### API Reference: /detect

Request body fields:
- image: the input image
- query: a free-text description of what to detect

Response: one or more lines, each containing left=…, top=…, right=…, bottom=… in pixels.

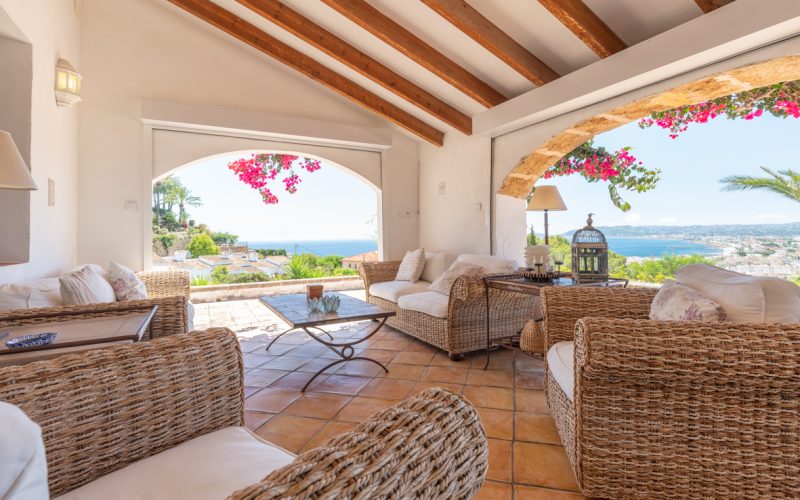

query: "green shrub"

left=191, top=275, right=210, bottom=286
left=187, top=233, right=219, bottom=257
left=255, top=248, right=287, bottom=257
left=284, top=255, right=313, bottom=279
left=211, top=265, right=228, bottom=282
left=210, top=231, right=239, bottom=245
left=216, top=272, right=272, bottom=284
left=154, top=234, right=176, bottom=254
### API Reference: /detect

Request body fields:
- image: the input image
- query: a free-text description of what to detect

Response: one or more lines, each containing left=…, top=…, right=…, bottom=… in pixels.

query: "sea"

left=245, top=238, right=719, bottom=259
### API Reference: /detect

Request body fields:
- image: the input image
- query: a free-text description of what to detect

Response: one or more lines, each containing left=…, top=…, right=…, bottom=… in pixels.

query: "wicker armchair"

left=361, top=261, right=536, bottom=359
left=0, top=269, right=191, bottom=340
left=541, top=286, right=800, bottom=499
left=0, top=328, right=488, bottom=498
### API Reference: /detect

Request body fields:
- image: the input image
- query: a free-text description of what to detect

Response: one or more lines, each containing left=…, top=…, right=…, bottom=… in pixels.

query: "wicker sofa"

left=360, top=255, right=536, bottom=360
left=0, top=269, right=191, bottom=341
left=0, top=328, right=488, bottom=499
left=540, top=285, right=800, bottom=498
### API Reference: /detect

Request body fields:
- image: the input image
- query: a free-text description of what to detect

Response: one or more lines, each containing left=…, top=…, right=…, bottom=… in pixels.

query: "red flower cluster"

left=227, top=153, right=322, bottom=204
left=545, top=148, right=639, bottom=181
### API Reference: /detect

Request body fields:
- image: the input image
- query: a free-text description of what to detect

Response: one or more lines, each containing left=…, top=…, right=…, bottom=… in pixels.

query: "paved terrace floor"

left=194, top=292, right=584, bottom=499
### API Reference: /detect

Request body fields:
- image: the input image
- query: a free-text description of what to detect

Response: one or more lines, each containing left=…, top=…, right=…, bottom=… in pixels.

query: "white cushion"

left=369, top=280, right=432, bottom=303
left=0, top=403, right=49, bottom=500
left=456, top=254, right=516, bottom=274
left=107, top=261, right=148, bottom=301
left=55, top=427, right=294, bottom=500
left=395, top=248, right=426, bottom=283
left=397, top=291, right=450, bottom=319
left=59, top=266, right=117, bottom=306
left=547, top=341, right=574, bottom=401
left=0, top=278, right=63, bottom=311
left=676, top=264, right=800, bottom=323
left=420, top=252, right=455, bottom=283
left=429, top=261, right=482, bottom=295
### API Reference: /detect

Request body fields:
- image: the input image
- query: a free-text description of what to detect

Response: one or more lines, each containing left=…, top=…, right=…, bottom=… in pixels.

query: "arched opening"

left=151, top=148, right=381, bottom=286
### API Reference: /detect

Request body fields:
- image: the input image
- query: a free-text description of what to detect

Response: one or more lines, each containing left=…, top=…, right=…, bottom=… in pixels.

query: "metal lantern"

left=571, top=213, right=608, bottom=283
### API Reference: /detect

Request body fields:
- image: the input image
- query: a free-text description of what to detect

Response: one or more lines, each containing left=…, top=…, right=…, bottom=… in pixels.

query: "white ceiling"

left=188, top=0, right=708, bottom=137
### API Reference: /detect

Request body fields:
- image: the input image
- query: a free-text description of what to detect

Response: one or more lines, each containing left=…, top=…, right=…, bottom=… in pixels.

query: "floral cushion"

left=650, top=280, right=727, bottom=322
left=108, top=261, right=148, bottom=301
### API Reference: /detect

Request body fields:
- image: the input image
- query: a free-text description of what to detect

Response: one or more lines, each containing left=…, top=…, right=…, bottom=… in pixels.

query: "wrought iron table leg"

left=265, top=327, right=295, bottom=351
left=301, top=317, right=389, bottom=392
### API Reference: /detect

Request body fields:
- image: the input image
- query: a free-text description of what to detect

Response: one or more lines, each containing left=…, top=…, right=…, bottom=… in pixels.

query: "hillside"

left=563, top=222, right=800, bottom=239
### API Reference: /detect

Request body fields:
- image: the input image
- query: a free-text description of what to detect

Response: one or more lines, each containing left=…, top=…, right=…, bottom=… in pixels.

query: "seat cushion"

left=0, top=402, right=48, bottom=500
left=369, top=280, right=432, bottom=303
left=676, top=264, right=800, bottom=323
left=397, top=291, right=450, bottom=319
left=55, top=427, right=294, bottom=500
left=547, top=341, right=574, bottom=401
left=455, top=254, right=516, bottom=274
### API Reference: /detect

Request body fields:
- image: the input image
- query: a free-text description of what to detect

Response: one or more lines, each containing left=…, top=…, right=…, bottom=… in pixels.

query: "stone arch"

left=498, top=55, right=800, bottom=199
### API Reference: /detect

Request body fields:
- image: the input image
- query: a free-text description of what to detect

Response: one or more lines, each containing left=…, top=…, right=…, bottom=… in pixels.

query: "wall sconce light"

left=54, top=58, right=82, bottom=108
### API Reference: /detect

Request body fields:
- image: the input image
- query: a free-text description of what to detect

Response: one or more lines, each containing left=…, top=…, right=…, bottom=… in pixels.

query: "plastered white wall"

left=0, top=0, right=81, bottom=284
left=78, top=0, right=418, bottom=269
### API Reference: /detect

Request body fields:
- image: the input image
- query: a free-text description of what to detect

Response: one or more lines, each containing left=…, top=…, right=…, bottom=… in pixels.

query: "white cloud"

left=658, top=216, right=678, bottom=224
left=624, top=212, right=641, bottom=223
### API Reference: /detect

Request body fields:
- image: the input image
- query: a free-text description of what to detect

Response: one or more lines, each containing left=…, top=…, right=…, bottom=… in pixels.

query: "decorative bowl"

left=6, top=332, right=58, bottom=349
left=322, top=294, right=341, bottom=313
left=307, top=297, right=324, bottom=313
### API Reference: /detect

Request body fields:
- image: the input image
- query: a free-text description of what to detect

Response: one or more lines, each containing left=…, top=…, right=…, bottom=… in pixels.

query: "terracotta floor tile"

left=287, top=345, right=341, bottom=359
left=238, top=340, right=266, bottom=353
left=516, top=371, right=546, bottom=390
left=301, top=421, right=356, bottom=452
left=410, top=381, right=463, bottom=396
left=515, top=354, right=546, bottom=373
left=243, top=352, right=274, bottom=369
left=335, top=361, right=386, bottom=378
left=380, top=363, right=426, bottom=381
left=243, top=386, right=262, bottom=398
left=404, top=341, right=438, bottom=353
left=516, top=390, right=549, bottom=413
left=311, top=374, right=372, bottom=395
left=262, top=343, right=297, bottom=356
left=268, top=371, right=327, bottom=392
left=283, top=392, right=352, bottom=419
left=359, top=378, right=416, bottom=400
left=514, top=485, right=585, bottom=499
left=356, top=349, right=397, bottom=363
left=294, top=357, right=341, bottom=374
left=422, top=365, right=469, bottom=384
left=475, top=480, right=512, bottom=500
left=487, top=438, right=512, bottom=482
left=462, top=385, right=514, bottom=410
left=255, top=414, right=327, bottom=453
left=336, top=396, right=398, bottom=422
left=473, top=350, right=515, bottom=372
left=515, top=412, right=561, bottom=445
left=369, top=339, right=411, bottom=351
left=244, top=410, right=273, bottom=431
left=514, top=442, right=579, bottom=491
left=392, top=351, right=435, bottom=365
left=260, top=355, right=310, bottom=371
left=244, top=368, right=292, bottom=388
left=244, top=387, right=302, bottom=413
left=429, top=352, right=470, bottom=367
left=476, top=407, right=513, bottom=440
left=466, top=369, right=514, bottom=388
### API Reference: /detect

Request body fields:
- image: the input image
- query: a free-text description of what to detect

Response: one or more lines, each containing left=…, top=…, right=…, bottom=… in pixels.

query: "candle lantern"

left=571, top=213, right=608, bottom=284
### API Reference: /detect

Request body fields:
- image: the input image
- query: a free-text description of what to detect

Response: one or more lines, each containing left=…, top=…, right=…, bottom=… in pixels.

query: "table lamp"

left=527, top=185, right=566, bottom=245
left=0, top=130, right=37, bottom=190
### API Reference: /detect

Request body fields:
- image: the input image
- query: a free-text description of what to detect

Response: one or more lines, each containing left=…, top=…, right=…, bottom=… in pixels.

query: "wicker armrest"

left=449, top=274, right=487, bottom=302
left=0, top=328, right=243, bottom=497
left=137, top=269, right=191, bottom=299
left=541, top=287, right=656, bottom=350
left=231, top=388, right=488, bottom=499
left=360, top=260, right=402, bottom=298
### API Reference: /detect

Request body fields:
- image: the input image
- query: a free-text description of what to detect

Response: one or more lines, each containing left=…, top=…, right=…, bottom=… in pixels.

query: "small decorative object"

left=307, top=297, right=324, bottom=313
left=552, top=251, right=565, bottom=276
left=516, top=268, right=557, bottom=283
left=571, top=213, right=609, bottom=284
left=527, top=185, right=567, bottom=244
left=54, top=59, right=82, bottom=108
left=173, top=250, right=187, bottom=262
left=322, top=294, right=341, bottom=313
left=6, top=332, right=57, bottom=349
left=306, top=284, right=323, bottom=300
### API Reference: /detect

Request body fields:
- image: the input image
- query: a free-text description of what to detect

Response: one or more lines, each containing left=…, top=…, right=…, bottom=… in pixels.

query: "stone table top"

left=259, top=293, right=395, bottom=328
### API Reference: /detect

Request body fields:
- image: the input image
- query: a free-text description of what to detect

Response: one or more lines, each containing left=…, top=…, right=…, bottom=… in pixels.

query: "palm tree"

left=152, top=175, right=182, bottom=226
left=166, top=185, right=202, bottom=223
left=721, top=167, right=800, bottom=203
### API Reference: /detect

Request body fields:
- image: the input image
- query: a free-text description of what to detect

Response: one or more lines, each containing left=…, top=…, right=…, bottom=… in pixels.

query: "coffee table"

left=259, top=293, right=395, bottom=392
left=0, top=305, right=158, bottom=366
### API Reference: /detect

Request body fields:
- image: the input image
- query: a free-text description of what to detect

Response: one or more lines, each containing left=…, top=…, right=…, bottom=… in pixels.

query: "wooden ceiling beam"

left=237, top=0, right=471, bottom=135
left=420, top=0, right=559, bottom=86
left=166, top=0, right=444, bottom=146
left=321, top=0, right=507, bottom=108
left=537, top=0, right=626, bottom=58
left=694, top=0, right=736, bottom=13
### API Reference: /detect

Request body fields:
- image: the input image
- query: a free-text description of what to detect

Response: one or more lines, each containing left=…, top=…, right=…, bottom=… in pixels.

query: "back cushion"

left=59, top=266, right=117, bottom=306
left=650, top=280, right=727, bottom=322
left=0, top=278, right=63, bottom=311
left=676, top=264, right=800, bottom=323
left=456, top=254, right=516, bottom=274
left=421, top=252, right=455, bottom=283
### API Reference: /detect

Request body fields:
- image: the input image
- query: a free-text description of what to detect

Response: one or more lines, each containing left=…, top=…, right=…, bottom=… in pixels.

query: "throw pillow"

left=108, top=261, right=148, bottom=301
left=429, top=261, right=483, bottom=295
left=59, top=266, right=117, bottom=306
left=395, top=248, right=426, bottom=283
left=650, top=280, right=727, bottom=322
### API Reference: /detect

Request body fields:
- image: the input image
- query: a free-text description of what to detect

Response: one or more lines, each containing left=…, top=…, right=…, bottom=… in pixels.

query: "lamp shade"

left=527, top=185, right=566, bottom=211
left=0, top=131, right=37, bottom=190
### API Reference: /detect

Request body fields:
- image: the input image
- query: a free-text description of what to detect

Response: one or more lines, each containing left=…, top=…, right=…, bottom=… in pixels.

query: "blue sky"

left=171, top=153, right=378, bottom=242
left=169, top=114, right=800, bottom=242
left=528, top=114, right=800, bottom=234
